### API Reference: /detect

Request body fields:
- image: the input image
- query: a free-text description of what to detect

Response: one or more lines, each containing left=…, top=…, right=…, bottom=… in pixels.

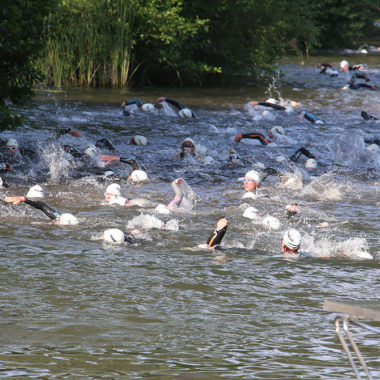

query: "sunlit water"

left=0, top=53, right=379, bottom=378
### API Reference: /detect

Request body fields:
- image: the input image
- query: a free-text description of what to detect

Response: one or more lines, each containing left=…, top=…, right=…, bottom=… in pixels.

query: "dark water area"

left=0, top=52, right=379, bottom=378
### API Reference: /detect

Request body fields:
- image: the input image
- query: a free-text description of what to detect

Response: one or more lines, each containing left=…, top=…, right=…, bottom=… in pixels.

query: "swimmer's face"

left=5, top=145, right=18, bottom=156
left=181, top=140, right=195, bottom=156
left=244, top=177, right=259, bottom=192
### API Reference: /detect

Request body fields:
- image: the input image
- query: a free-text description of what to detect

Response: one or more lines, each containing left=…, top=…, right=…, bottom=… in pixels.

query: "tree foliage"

left=0, top=0, right=56, bottom=131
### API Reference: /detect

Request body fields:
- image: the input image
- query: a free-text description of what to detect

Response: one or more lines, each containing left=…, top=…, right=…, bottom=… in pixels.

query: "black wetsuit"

left=206, top=223, right=228, bottom=248
left=119, top=157, right=139, bottom=171
left=240, top=133, right=271, bottom=145
left=95, top=138, right=115, bottom=151
left=289, top=148, right=316, bottom=163
left=49, top=128, right=76, bottom=142
left=361, top=111, right=378, bottom=121
left=25, top=199, right=61, bottom=220
left=257, top=102, right=286, bottom=111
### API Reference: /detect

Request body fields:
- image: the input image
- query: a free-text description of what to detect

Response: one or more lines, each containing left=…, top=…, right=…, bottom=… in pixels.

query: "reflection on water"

left=0, top=55, right=379, bottom=378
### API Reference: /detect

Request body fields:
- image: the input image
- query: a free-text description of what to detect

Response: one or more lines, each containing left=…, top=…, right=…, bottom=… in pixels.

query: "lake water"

left=0, top=53, right=379, bottom=378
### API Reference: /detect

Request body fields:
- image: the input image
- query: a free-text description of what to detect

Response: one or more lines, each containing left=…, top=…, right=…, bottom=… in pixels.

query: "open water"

left=0, top=54, right=379, bottom=379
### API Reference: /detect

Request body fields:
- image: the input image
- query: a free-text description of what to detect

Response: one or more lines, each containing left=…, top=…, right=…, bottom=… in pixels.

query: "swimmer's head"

left=105, top=183, right=121, bottom=197
left=266, top=98, right=277, bottom=104
left=305, top=158, right=317, bottom=170
left=262, top=216, right=281, bottom=230
left=276, top=155, right=287, bottom=163
left=103, top=228, right=126, bottom=244
left=155, top=204, right=171, bottom=215
left=83, top=145, right=98, bottom=160
left=243, top=206, right=260, bottom=220
left=141, top=103, right=155, bottom=112
left=179, top=108, right=192, bottom=118
left=340, top=60, right=349, bottom=71
left=181, top=138, right=195, bottom=157
left=367, top=143, right=379, bottom=153
left=58, top=213, right=79, bottom=226
left=27, top=185, right=45, bottom=198
left=269, top=126, right=285, bottom=138
left=282, top=228, right=302, bottom=253
left=129, top=169, right=148, bottom=183
left=130, top=135, right=148, bottom=146
left=6, top=138, right=19, bottom=155
left=244, top=170, right=260, bottom=192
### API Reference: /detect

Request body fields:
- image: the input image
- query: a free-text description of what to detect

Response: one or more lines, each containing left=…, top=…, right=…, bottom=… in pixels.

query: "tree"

left=0, top=0, right=56, bottom=131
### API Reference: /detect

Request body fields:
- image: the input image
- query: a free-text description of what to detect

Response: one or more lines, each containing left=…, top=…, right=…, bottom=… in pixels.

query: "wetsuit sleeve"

left=364, top=137, right=380, bottom=145
left=257, top=102, right=286, bottom=111
left=62, top=145, right=83, bottom=158
left=290, top=148, right=316, bottom=162
left=125, top=99, right=143, bottom=107
left=163, top=98, right=186, bottom=110
left=241, top=133, right=271, bottom=145
left=119, top=157, right=139, bottom=171
left=260, top=167, right=281, bottom=182
left=168, top=180, right=184, bottom=211
left=354, top=72, right=370, bottom=81
left=49, top=128, right=72, bottom=142
left=95, top=138, right=115, bottom=151
left=206, top=225, right=228, bottom=248
left=25, top=199, right=61, bottom=220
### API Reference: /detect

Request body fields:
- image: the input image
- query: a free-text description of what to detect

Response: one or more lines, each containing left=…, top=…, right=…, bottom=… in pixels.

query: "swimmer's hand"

left=286, top=204, right=299, bottom=213
left=69, top=129, right=82, bottom=138
left=99, top=155, right=120, bottom=165
left=216, top=217, right=228, bottom=230
left=5, top=196, right=26, bottom=204
left=248, top=101, right=259, bottom=107
left=234, top=134, right=243, bottom=142
left=174, top=178, right=183, bottom=185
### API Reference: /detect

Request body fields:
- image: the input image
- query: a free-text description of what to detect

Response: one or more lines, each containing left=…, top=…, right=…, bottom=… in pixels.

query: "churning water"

left=0, top=54, right=379, bottom=378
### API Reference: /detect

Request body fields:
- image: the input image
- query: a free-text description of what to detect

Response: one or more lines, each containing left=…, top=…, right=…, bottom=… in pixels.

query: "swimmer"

left=316, top=63, right=339, bottom=76
left=121, top=99, right=155, bottom=113
left=176, top=138, right=202, bottom=158
left=104, top=183, right=151, bottom=207
left=285, top=203, right=299, bottom=218
left=0, top=138, right=39, bottom=162
left=99, top=155, right=140, bottom=170
left=268, top=126, right=286, bottom=141
left=101, top=228, right=134, bottom=244
left=248, top=100, right=286, bottom=111
left=289, top=148, right=317, bottom=170
left=234, top=133, right=271, bottom=145
left=205, top=217, right=228, bottom=249
left=5, top=195, right=78, bottom=225
left=157, top=97, right=195, bottom=118
left=49, top=128, right=82, bottom=142
left=281, top=229, right=302, bottom=255
left=243, top=170, right=261, bottom=197
left=340, top=60, right=367, bottom=72
left=299, top=111, right=325, bottom=124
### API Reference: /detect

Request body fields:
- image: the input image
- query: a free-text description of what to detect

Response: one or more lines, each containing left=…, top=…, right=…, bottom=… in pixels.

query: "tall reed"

left=39, top=0, right=137, bottom=87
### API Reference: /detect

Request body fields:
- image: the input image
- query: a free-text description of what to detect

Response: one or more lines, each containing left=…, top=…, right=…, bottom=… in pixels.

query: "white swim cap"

left=84, top=145, right=97, bottom=160
left=305, top=158, right=317, bottom=169
left=6, top=138, right=18, bottom=148
left=340, top=60, right=349, bottom=69
left=103, top=170, right=115, bottom=177
left=27, top=185, right=45, bottom=198
left=106, top=183, right=121, bottom=196
left=360, top=49, right=368, bottom=54
left=367, top=143, right=379, bottom=152
left=243, top=206, right=259, bottom=220
left=130, top=170, right=148, bottom=182
left=155, top=204, right=171, bottom=215
left=203, top=156, right=214, bottom=165
left=103, top=228, right=125, bottom=244
left=0, top=177, right=3, bottom=187
left=183, top=137, right=194, bottom=145
left=59, top=213, right=79, bottom=226
left=179, top=108, right=192, bottom=118
left=271, top=126, right=285, bottom=135
left=245, top=170, right=260, bottom=183
left=282, top=229, right=302, bottom=250
left=133, top=135, right=148, bottom=146
left=142, top=103, right=155, bottom=112
left=276, top=155, right=287, bottom=163
left=266, top=98, right=277, bottom=104
left=262, top=216, right=281, bottom=230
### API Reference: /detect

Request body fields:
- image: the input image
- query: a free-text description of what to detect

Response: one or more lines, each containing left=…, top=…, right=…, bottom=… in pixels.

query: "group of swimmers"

left=1, top=78, right=379, bottom=258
